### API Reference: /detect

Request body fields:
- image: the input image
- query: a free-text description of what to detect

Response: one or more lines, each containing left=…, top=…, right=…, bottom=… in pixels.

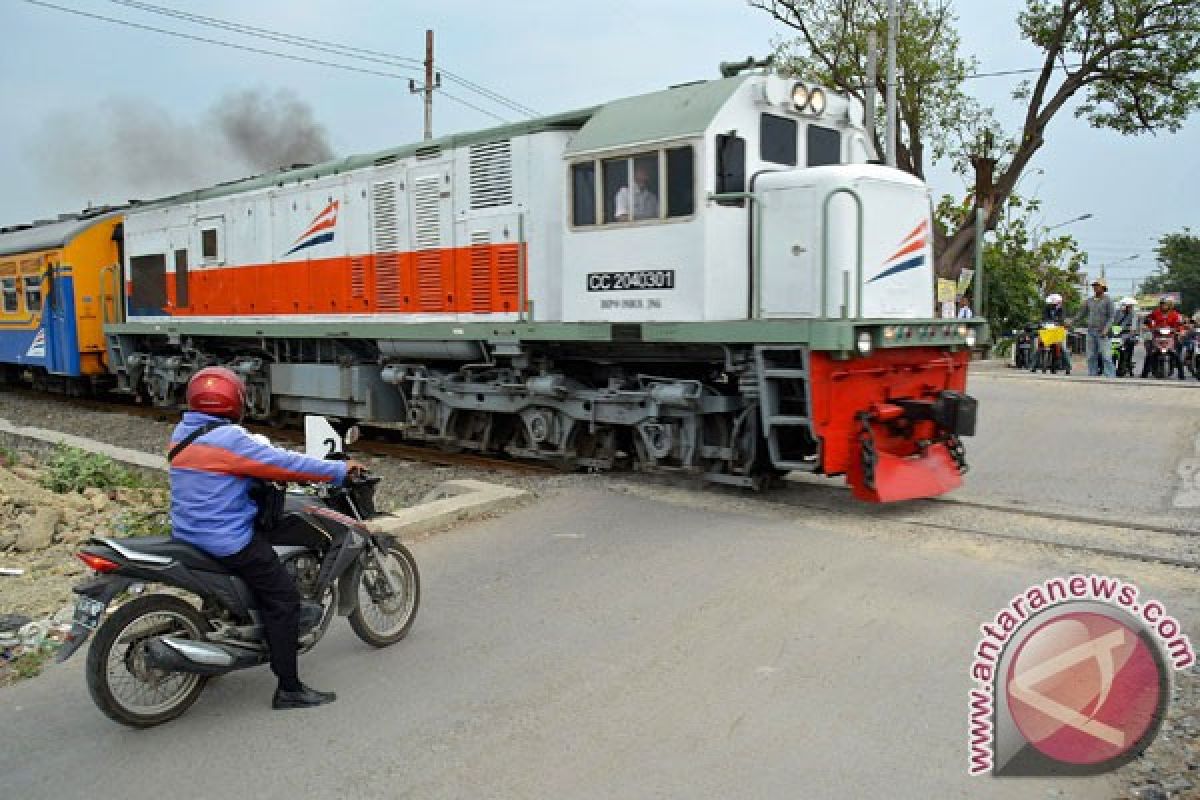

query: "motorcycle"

left=1145, top=328, right=1179, bottom=380
left=1033, top=322, right=1070, bottom=374
left=1013, top=325, right=1036, bottom=370
left=55, top=416, right=420, bottom=727
left=1111, top=325, right=1137, bottom=378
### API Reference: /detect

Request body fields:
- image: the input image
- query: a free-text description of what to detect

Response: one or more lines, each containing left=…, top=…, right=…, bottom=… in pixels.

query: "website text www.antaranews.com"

left=967, top=573, right=1195, bottom=776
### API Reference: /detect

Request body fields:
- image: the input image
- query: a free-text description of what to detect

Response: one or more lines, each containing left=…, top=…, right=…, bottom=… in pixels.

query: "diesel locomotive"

left=0, top=73, right=985, bottom=501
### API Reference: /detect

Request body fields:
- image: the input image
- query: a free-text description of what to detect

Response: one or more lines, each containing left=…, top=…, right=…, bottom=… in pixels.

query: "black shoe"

left=272, top=683, right=337, bottom=710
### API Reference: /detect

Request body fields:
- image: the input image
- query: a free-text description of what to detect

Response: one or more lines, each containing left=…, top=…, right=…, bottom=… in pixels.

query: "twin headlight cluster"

left=791, top=83, right=827, bottom=115
left=856, top=325, right=978, bottom=355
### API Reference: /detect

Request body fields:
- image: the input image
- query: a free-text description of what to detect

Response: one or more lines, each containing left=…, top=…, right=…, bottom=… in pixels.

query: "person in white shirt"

left=956, top=296, right=974, bottom=319
left=613, top=163, right=658, bottom=221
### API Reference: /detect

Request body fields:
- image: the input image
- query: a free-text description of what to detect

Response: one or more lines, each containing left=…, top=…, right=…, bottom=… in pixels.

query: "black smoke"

left=28, top=88, right=335, bottom=206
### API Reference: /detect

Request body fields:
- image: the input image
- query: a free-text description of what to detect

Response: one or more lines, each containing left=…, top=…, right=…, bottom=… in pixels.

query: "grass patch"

left=0, top=645, right=56, bottom=687
left=0, top=445, right=16, bottom=467
left=38, top=443, right=162, bottom=494
left=116, top=509, right=172, bottom=538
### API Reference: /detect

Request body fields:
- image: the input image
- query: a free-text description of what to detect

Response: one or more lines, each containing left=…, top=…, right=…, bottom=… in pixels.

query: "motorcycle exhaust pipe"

left=143, top=637, right=262, bottom=676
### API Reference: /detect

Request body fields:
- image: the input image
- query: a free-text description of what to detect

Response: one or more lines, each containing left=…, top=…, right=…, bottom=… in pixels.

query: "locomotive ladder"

left=753, top=345, right=818, bottom=472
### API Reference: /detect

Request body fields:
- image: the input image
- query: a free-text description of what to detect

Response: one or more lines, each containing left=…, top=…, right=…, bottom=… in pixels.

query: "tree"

left=749, top=1, right=1200, bottom=277
left=937, top=193, right=1086, bottom=335
left=1141, top=229, right=1200, bottom=314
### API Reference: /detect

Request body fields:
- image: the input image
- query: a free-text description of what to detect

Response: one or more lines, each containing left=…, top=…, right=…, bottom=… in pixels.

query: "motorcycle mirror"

left=304, top=415, right=344, bottom=459
left=344, top=425, right=361, bottom=446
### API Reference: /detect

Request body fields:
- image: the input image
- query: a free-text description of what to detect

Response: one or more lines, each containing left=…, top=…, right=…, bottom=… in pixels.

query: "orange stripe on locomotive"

left=132, top=243, right=525, bottom=316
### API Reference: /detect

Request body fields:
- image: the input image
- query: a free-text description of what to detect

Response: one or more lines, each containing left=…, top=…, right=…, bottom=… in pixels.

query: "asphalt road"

left=4, top=485, right=1196, bottom=799
left=957, top=368, right=1199, bottom=528
left=1, top=370, right=1197, bottom=799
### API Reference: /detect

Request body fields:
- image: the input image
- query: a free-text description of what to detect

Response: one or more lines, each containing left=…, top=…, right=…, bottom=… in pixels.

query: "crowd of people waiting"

left=1032, top=279, right=1198, bottom=378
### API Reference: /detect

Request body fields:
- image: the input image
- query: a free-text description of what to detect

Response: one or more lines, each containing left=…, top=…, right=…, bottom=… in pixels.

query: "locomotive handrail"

left=706, top=191, right=764, bottom=319
left=821, top=188, right=864, bottom=320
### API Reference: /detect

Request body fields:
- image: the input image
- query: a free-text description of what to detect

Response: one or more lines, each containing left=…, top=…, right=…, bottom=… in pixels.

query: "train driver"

left=614, top=162, right=658, bottom=222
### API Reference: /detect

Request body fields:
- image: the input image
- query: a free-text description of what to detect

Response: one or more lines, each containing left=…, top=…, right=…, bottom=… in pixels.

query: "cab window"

left=761, top=114, right=798, bottom=166
left=571, top=145, right=694, bottom=227
left=715, top=134, right=746, bottom=206
left=807, top=125, right=842, bottom=166
left=23, top=276, right=41, bottom=312
left=1, top=278, right=18, bottom=313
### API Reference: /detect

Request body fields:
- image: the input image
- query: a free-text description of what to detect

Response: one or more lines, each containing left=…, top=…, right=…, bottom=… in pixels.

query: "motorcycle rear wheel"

left=85, top=594, right=210, bottom=728
left=349, top=543, right=420, bottom=647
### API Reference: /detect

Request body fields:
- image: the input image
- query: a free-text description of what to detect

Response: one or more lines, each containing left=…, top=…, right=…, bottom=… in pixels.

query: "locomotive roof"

left=130, top=76, right=752, bottom=211
left=565, top=75, right=749, bottom=156
left=0, top=209, right=123, bottom=258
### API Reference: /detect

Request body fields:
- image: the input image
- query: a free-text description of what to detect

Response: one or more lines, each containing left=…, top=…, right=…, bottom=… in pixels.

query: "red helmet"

left=186, top=367, right=246, bottom=420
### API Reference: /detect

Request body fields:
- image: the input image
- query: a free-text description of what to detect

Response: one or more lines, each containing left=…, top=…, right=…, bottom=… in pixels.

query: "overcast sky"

left=2, top=0, right=1196, bottom=293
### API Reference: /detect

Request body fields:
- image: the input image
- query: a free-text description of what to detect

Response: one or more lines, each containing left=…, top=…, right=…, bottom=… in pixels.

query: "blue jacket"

left=168, top=412, right=348, bottom=557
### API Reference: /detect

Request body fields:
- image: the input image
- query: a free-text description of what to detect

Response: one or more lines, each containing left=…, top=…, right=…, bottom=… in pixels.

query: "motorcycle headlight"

left=856, top=331, right=874, bottom=356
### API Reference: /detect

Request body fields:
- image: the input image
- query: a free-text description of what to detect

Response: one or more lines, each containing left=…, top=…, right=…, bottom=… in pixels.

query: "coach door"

left=43, top=263, right=79, bottom=375
left=406, top=160, right=455, bottom=312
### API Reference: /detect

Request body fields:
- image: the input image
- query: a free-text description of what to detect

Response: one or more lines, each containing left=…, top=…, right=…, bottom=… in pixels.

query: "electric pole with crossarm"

left=409, top=29, right=441, bottom=140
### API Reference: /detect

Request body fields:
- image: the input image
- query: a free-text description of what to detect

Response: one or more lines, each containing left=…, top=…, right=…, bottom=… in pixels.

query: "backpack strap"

left=168, top=420, right=230, bottom=463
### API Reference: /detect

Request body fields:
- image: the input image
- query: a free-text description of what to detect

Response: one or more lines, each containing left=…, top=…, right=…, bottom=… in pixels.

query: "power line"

left=103, top=0, right=541, bottom=118
left=19, top=0, right=512, bottom=124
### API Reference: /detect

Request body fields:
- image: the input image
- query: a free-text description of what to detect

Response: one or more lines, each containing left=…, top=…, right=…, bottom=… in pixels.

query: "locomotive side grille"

left=349, top=257, right=365, bottom=299
left=370, top=181, right=402, bottom=311
left=497, top=246, right=519, bottom=300
left=412, top=176, right=443, bottom=310
left=468, top=231, right=491, bottom=312
left=469, top=140, right=513, bottom=210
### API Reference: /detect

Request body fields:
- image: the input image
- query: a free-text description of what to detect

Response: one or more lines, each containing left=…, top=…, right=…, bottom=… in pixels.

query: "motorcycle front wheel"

left=349, top=543, right=420, bottom=647
left=85, top=594, right=210, bottom=728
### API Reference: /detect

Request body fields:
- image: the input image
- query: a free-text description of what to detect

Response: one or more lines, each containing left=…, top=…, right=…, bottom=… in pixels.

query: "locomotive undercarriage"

left=111, top=333, right=819, bottom=488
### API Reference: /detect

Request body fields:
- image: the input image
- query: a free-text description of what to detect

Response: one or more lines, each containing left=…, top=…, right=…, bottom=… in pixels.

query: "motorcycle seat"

left=94, top=536, right=227, bottom=573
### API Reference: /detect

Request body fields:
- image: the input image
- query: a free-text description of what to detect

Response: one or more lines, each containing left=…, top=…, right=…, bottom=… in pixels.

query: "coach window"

left=715, top=133, right=746, bottom=206
left=1, top=278, right=18, bottom=313
left=807, top=125, right=842, bottom=167
left=201, top=228, right=218, bottom=263
left=571, top=162, right=596, bottom=226
left=23, top=276, right=41, bottom=312
left=666, top=146, right=694, bottom=218
left=761, top=114, right=798, bottom=166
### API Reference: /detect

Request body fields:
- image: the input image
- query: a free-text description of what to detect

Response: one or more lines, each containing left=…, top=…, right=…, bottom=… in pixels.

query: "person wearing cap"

left=1071, top=279, right=1117, bottom=376
left=1141, top=296, right=1186, bottom=378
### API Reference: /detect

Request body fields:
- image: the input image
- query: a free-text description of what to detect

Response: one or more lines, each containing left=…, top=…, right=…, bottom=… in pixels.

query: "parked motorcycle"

left=1145, top=328, right=1180, bottom=380
left=55, top=416, right=419, bottom=728
left=1013, top=325, right=1036, bottom=370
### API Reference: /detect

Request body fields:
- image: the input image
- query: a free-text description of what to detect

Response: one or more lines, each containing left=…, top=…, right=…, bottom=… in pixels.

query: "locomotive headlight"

left=882, top=326, right=897, bottom=341
left=808, top=87, right=827, bottom=115
left=791, top=83, right=810, bottom=111
left=856, top=331, right=874, bottom=356
left=964, top=329, right=978, bottom=348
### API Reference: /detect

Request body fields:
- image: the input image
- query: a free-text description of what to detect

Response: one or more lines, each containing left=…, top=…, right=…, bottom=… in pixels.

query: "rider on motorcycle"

left=1140, top=296, right=1185, bottom=379
left=1113, top=297, right=1140, bottom=375
left=1033, top=293, right=1071, bottom=372
left=170, top=367, right=366, bottom=709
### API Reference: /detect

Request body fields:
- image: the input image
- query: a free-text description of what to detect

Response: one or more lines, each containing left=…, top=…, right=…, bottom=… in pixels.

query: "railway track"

left=769, top=481, right=1200, bottom=570
left=4, top=388, right=557, bottom=476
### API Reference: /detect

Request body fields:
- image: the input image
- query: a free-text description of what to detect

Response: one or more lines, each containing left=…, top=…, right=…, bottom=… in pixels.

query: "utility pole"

left=885, top=0, right=898, bottom=167
left=865, top=31, right=878, bottom=157
left=408, top=29, right=441, bottom=140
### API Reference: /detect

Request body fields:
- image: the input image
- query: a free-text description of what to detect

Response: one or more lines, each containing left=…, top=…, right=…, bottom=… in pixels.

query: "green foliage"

left=1141, top=229, right=1200, bottom=315
left=936, top=193, right=1086, bottom=335
left=116, top=509, right=172, bottom=538
left=38, top=444, right=157, bottom=494
left=0, top=446, right=16, bottom=467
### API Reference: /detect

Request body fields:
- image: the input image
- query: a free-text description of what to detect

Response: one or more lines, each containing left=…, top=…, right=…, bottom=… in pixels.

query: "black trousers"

left=217, top=534, right=302, bottom=691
